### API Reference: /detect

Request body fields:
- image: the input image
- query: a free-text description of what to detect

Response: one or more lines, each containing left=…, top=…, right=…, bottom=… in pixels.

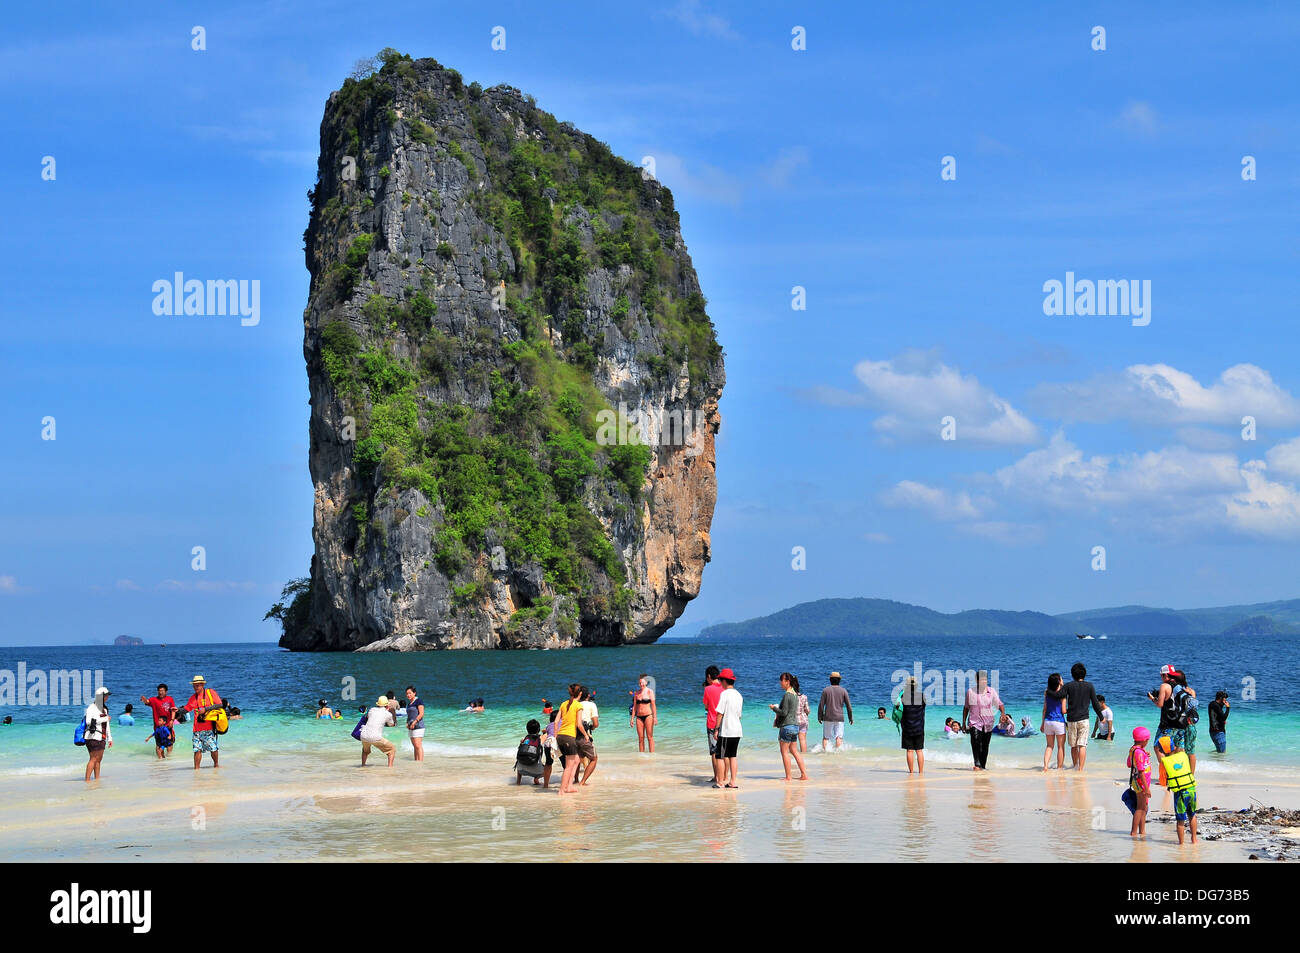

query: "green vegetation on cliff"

left=286, top=51, right=721, bottom=638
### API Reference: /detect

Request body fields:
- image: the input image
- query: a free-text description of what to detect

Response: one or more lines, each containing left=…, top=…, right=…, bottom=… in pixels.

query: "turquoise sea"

left=0, top=633, right=1290, bottom=775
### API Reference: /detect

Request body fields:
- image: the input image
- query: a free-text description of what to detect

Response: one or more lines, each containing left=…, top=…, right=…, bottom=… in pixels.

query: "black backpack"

left=516, top=735, right=542, bottom=766
left=1172, top=687, right=1200, bottom=728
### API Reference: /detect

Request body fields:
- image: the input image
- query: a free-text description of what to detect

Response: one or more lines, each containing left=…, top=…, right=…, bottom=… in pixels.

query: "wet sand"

left=3, top=743, right=1296, bottom=862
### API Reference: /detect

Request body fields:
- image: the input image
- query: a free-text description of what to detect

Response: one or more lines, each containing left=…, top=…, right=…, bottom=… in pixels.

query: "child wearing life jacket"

left=1156, top=734, right=1198, bottom=844
left=514, top=718, right=550, bottom=787
left=1126, top=726, right=1153, bottom=838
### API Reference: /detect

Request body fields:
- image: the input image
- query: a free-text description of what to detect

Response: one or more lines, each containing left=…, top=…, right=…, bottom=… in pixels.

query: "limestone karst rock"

left=279, top=54, right=723, bottom=650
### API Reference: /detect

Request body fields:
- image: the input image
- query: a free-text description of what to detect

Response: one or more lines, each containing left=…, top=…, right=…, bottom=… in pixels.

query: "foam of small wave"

left=422, top=742, right=516, bottom=759
left=4, top=765, right=79, bottom=777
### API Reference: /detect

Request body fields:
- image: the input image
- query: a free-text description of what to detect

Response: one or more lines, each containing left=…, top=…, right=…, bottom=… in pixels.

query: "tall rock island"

left=278, top=53, right=724, bottom=651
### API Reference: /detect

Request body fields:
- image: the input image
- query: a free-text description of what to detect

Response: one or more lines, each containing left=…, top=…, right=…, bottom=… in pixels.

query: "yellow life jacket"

left=197, top=690, right=229, bottom=734
left=1158, top=749, right=1194, bottom=792
left=206, top=706, right=229, bottom=734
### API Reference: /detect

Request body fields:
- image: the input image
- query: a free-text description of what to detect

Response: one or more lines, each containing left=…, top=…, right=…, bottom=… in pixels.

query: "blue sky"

left=2, top=2, right=1299, bottom=644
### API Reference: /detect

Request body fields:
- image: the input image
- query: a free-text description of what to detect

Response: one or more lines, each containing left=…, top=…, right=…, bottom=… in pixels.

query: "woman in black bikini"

left=630, top=675, right=657, bottom=753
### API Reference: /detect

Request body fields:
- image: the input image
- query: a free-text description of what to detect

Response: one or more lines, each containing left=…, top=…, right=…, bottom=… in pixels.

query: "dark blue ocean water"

left=0, top=633, right=1288, bottom=769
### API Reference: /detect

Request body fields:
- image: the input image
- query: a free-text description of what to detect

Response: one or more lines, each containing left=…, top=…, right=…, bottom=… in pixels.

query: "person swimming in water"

left=316, top=699, right=334, bottom=719
left=993, top=711, right=1016, bottom=736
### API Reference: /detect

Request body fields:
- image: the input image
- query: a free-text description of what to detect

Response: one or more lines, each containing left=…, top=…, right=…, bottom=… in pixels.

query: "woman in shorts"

left=83, top=686, right=113, bottom=782
left=404, top=686, right=425, bottom=761
left=793, top=675, right=811, bottom=753
left=768, top=672, right=808, bottom=781
left=556, top=684, right=588, bottom=794
left=1041, top=672, right=1068, bottom=770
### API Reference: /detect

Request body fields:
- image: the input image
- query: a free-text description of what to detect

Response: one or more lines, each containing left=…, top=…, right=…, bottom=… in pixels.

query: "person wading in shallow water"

left=630, top=675, right=657, bottom=753
left=83, top=686, right=113, bottom=782
left=405, top=686, right=425, bottom=762
left=817, top=672, right=853, bottom=751
left=702, top=666, right=724, bottom=784
left=713, top=669, right=743, bottom=789
left=182, top=675, right=223, bottom=770
left=140, top=683, right=177, bottom=760
left=556, top=684, right=589, bottom=795
left=962, top=671, right=1004, bottom=771
left=769, top=672, right=809, bottom=782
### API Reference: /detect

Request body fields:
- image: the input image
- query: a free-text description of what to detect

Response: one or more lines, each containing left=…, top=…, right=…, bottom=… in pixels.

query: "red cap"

left=719, top=668, right=736, bottom=681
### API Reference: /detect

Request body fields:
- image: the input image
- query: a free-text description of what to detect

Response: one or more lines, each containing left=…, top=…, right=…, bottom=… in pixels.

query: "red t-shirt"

left=184, top=689, right=222, bottom=732
left=144, top=696, right=176, bottom=727
left=703, top=682, right=723, bottom=731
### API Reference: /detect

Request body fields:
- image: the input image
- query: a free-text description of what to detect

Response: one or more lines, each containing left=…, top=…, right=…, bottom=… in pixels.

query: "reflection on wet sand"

left=899, top=778, right=930, bottom=861
left=0, top=747, right=1284, bottom=862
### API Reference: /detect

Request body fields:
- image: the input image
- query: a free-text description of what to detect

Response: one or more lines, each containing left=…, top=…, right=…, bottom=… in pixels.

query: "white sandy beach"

left=4, top=742, right=1297, bottom=863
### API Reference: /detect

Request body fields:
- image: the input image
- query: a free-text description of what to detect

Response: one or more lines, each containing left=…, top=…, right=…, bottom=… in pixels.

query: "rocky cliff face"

left=280, top=54, right=723, bottom=651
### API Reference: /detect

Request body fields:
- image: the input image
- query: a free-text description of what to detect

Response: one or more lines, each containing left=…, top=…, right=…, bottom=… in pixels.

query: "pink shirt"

left=703, top=683, right=723, bottom=731
left=1128, top=746, right=1151, bottom=793
left=964, top=686, right=1002, bottom=731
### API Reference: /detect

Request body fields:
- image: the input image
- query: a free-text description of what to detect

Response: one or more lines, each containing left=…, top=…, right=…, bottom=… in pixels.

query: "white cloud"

left=156, top=579, right=263, bottom=593
left=647, top=147, right=812, bottom=205
left=881, top=481, right=986, bottom=520
left=993, top=433, right=1241, bottom=510
left=959, top=521, right=1046, bottom=545
left=115, top=579, right=142, bottom=591
left=975, top=133, right=1016, bottom=156
left=1265, top=436, right=1300, bottom=480
left=758, top=147, right=809, bottom=188
left=1032, top=363, right=1300, bottom=428
left=666, top=0, right=741, bottom=42
left=863, top=532, right=892, bottom=544
left=646, top=151, right=743, bottom=206
left=1175, top=427, right=1241, bottom=452
left=849, top=351, right=1039, bottom=445
left=1118, top=100, right=1159, bottom=136
left=885, top=430, right=1300, bottom=542
left=1225, top=461, right=1300, bottom=539
left=0, top=575, right=21, bottom=594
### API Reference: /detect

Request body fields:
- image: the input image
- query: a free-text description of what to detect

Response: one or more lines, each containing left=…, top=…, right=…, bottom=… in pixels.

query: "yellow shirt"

left=558, top=699, right=582, bottom=737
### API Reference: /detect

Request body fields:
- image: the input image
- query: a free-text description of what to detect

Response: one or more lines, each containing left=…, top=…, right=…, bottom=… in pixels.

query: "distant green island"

left=694, top=598, right=1300, bottom=641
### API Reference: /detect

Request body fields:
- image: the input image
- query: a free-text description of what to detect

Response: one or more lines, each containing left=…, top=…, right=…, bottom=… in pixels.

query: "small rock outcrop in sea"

left=113, top=635, right=144, bottom=647
left=278, top=52, right=723, bottom=651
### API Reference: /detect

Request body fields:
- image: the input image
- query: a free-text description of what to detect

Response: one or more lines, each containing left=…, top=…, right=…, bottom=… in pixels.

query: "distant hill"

left=697, top=597, right=1300, bottom=641
left=698, top=598, right=1072, bottom=640
left=1217, top=615, right=1300, bottom=638
left=113, top=635, right=145, bottom=647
